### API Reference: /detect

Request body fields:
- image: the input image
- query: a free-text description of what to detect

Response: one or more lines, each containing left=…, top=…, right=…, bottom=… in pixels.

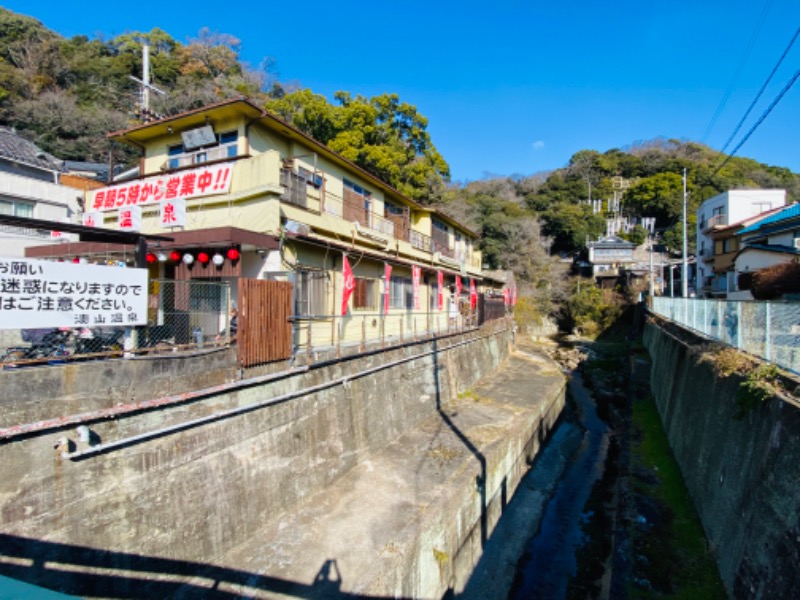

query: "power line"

left=701, top=0, right=774, bottom=143
left=719, top=26, right=800, bottom=155
left=712, top=68, right=800, bottom=176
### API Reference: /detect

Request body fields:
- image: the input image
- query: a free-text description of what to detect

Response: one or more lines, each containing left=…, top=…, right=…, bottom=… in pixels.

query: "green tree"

left=267, top=90, right=449, bottom=201
left=542, top=202, right=605, bottom=252
left=624, top=172, right=686, bottom=226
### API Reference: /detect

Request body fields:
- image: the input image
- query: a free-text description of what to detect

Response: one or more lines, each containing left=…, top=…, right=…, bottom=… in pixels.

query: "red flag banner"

left=384, top=263, right=392, bottom=314
left=342, top=254, right=355, bottom=315
left=503, top=289, right=510, bottom=305
left=437, top=271, right=444, bottom=311
left=412, top=265, right=421, bottom=309
left=455, top=275, right=462, bottom=297
left=469, top=279, right=477, bottom=310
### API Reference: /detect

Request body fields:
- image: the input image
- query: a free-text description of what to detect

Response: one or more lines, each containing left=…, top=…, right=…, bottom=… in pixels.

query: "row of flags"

left=341, top=253, right=516, bottom=316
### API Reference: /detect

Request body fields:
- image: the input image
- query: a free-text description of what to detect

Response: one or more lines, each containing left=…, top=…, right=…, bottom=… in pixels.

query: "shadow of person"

left=313, top=559, right=342, bottom=595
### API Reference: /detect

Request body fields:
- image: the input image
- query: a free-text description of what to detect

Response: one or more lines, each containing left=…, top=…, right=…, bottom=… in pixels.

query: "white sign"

left=82, top=212, right=103, bottom=227
left=88, top=162, right=233, bottom=213
left=0, top=257, right=148, bottom=329
left=160, top=197, right=186, bottom=228
left=118, top=206, right=142, bottom=232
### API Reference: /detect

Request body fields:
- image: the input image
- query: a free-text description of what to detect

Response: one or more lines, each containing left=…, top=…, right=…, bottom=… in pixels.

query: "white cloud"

left=532, top=140, right=545, bottom=150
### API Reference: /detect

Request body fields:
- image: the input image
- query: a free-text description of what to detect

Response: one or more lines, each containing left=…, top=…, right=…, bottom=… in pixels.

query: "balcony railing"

left=703, top=214, right=728, bottom=230
left=409, top=230, right=432, bottom=253
left=167, top=143, right=237, bottom=169
left=323, top=192, right=397, bottom=239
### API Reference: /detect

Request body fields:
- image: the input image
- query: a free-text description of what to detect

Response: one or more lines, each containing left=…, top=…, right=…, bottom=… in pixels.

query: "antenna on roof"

left=130, top=43, right=166, bottom=122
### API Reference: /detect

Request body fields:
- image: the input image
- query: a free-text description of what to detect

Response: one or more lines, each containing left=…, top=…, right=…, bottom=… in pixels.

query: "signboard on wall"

left=88, top=162, right=233, bottom=213
left=0, top=257, right=148, bottom=329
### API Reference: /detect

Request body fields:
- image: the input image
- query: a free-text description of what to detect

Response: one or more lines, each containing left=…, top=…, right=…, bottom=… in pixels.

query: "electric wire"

left=712, top=68, right=800, bottom=176
left=719, top=26, right=800, bottom=156
left=701, top=0, right=774, bottom=143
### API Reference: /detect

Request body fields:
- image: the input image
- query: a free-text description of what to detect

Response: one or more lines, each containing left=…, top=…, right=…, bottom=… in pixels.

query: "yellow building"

left=29, top=98, right=489, bottom=356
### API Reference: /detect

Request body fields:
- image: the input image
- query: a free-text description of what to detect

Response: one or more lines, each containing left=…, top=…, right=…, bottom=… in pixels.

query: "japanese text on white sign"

left=0, top=258, right=148, bottom=329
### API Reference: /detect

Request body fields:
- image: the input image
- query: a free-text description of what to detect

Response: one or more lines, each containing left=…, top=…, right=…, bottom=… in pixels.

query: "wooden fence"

left=238, top=279, right=293, bottom=367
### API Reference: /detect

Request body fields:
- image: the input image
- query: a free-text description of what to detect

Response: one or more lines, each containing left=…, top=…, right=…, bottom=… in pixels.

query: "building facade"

left=0, top=127, right=91, bottom=257
left=696, top=189, right=786, bottom=297
left=26, top=98, right=496, bottom=355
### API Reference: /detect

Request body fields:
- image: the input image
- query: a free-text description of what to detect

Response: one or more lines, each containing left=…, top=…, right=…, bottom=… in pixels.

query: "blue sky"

left=4, top=0, right=799, bottom=182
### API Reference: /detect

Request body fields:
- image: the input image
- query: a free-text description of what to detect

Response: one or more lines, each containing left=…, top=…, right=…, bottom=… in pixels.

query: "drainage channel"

left=508, top=370, right=610, bottom=600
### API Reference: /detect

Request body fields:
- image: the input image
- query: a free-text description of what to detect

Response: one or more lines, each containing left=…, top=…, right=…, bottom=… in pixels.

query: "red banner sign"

left=384, top=263, right=392, bottom=314
left=342, top=254, right=355, bottom=315
left=89, top=162, right=233, bottom=213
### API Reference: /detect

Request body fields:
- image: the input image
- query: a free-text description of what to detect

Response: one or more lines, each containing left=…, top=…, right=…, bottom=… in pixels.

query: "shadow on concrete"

left=431, top=338, right=488, bottom=548
left=0, top=534, right=391, bottom=599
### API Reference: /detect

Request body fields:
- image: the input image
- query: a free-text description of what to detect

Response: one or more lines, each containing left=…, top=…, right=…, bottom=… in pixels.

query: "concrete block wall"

left=1, top=327, right=521, bottom=596
left=644, top=318, right=800, bottom=598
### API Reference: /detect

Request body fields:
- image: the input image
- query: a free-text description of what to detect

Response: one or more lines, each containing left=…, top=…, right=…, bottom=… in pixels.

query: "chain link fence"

left=1, top=279, right=232, bottom=367
left=651, top=297, right=800, bottom=375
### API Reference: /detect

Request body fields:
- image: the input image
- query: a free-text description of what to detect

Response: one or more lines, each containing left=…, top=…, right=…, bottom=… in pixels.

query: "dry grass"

left=697, top=345, right=755, bottom=378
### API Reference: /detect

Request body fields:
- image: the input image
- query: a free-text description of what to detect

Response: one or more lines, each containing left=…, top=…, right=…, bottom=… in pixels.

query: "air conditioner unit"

left=794, top=238, right=800, bottom=250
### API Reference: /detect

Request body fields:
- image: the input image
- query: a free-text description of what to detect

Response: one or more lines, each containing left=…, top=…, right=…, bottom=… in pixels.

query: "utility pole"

left=682, top=168, right=688, bottom=297
left=649, top=234, right=655, bottom=298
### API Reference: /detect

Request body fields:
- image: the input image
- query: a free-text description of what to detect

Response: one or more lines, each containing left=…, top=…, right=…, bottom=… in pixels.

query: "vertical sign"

left=341, top=254, right=355, bottom=315
left=384, top=263, right=392, bottom=315
left=118, top=206, right=142, bottom=232
left=412, top=265, right=421, bottom=310
left=437, top=271, right=444, bottom=311
left=160, top=197, right=186, bottom=228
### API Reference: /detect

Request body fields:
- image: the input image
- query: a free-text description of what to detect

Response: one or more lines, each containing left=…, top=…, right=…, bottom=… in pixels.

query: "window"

left=344, top=179, right=371, bottom=198
left=385, top=201, right=405, bottom=216
left=0, top=197, right=34, bottom=218
left=295, top=269, right=328, bottom=317
left=429, top=281, right=439, bottom=310
left=390, top=277, right=413, bottom=309
left=298, top=166, right=323, bottom=188
left=723, top=238, right=737, bottom=253
left=166, top=130, right=238, bottom=169
left=433, top=218, right=448, bottom=232
left=353, top=277, right=378, bottom=310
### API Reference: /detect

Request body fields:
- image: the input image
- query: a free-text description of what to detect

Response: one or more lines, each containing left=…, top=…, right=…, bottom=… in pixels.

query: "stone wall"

left=1, top=325, right=557, bottom=597
left=644, top=317, right=800, bottom=598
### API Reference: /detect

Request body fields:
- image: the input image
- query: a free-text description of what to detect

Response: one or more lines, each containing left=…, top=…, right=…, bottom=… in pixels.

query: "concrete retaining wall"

left=644, top=317, right=800, bottom=598
left=1, top=325, right=561, bottom=597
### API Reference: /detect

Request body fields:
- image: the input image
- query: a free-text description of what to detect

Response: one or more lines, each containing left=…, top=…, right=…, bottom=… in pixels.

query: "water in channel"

left=509, top=370, right=610, bottom=600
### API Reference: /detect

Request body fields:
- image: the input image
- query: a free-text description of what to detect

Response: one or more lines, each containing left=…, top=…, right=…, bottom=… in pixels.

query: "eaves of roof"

left=738, top=203, right=800, bottom=235
left=107, top=97, right=479, bottom=239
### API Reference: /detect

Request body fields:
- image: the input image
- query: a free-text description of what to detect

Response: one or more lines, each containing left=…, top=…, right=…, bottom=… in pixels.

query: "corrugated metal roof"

left=738, top=203, right=800, bottom=234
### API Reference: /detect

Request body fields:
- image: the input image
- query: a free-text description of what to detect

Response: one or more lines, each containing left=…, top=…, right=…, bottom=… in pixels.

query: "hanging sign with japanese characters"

left=88, top=162, right=233, bottom=213
left=160, top=197, right=186, bottom=228
left=0, top=258, right=148, bottom=329
left=118, top=206, right=142, bottom=232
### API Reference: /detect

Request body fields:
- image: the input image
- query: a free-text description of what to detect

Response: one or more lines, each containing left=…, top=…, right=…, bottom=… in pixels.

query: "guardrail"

left=651, top=297, right=800, bottom=375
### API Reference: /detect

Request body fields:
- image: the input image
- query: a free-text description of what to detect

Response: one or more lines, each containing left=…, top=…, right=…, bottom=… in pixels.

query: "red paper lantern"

left=226, top=248, right=240, bottom=261
left=146, top=253, right=157, bottom=264
left=198, top=252, right=210, bottom=264
left=169, top=250, right=181, bottom=262
left=72, top=257, right=80, bottom=263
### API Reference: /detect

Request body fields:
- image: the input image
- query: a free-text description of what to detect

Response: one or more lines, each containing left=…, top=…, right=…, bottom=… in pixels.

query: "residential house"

left=0, top=127, right=92, bottom=257
left=696, top=189, right=786, bottom=297
left=585, top=235, right=637, bottom=288
left=703, top=206, right=786, bottom=298
left=25, top=98, right=489, bottom=355
left=729, top=203, right=800, bottom=300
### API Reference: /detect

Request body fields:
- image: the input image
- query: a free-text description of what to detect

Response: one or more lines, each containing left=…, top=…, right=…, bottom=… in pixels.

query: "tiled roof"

left=0, top=127, right=63, bottom=172
left=738, top=203, right=800, bottom=235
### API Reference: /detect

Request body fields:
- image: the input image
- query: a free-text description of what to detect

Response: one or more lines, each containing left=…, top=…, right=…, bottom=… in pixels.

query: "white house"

left=696, top=189, right=786, bottom=297
left=0, top=128, right=83, bottom=257
left=728, top=203, right=800, bottom=300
